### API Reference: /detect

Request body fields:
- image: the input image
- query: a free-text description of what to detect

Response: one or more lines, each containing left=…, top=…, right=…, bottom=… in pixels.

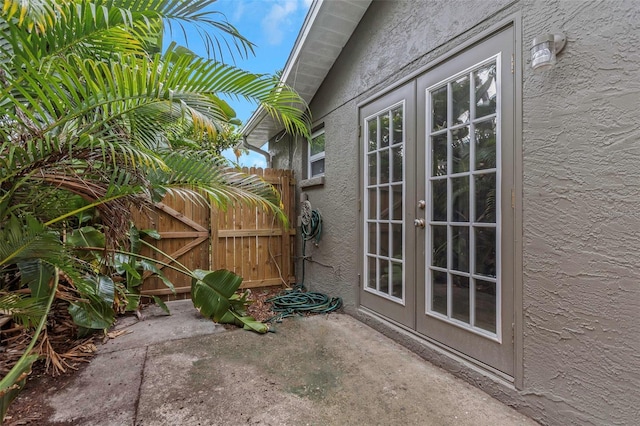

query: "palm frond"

left=155, top=0, right=255, bottom=61
left=148, top=150, right=286, bottom=224
left=1, top=0, right=254, bottom=74
left=0, top=0, right=57, bottom=32
left=0, top=215, right=62, bottom=267
left=0, top=293, right=47, bottom=327
left=4, top=52, right=308, bottom=155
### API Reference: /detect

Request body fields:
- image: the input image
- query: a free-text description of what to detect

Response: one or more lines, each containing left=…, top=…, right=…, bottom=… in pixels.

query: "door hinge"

left=511, top=188, right=515, bottom=209
left=358, top=125, right=362, bottom=137
left=512, top=322, right=515, bottom=344
left=511, top=54, right=515, bottom=74
left=358, top=199, right=361, bottom=211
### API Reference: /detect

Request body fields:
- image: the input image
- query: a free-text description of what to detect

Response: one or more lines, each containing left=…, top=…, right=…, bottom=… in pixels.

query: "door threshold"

left=357, top=306, right=516, bottom=387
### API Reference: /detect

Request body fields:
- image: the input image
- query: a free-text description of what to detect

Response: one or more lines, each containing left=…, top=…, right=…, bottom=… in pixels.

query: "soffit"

left=241, top=0, right=372, bottom=147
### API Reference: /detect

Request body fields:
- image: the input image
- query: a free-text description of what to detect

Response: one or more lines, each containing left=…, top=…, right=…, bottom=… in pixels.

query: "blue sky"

left=170, top=0, right=312, bottom=167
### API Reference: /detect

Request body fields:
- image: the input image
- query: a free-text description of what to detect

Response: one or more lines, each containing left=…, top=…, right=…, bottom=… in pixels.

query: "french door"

left=361, top=27, right=515, bottom=376
left=360, top=82, right=417, bottom=328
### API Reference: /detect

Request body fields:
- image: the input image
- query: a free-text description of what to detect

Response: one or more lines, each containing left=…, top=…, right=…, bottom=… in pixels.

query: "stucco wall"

left=521, top=1, right=640, bottom=424
left=273, top=0, right=514, bottom=308
left=272, top=104, right=361, bottom=303
left=270, top=1, right=640, bottom=424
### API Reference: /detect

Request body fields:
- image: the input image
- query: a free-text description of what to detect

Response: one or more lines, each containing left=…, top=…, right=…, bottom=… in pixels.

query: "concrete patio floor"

left=42, top=300, right=537, bottom=425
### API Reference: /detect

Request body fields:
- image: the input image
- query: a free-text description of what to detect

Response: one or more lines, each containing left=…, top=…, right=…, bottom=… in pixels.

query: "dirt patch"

left=244, top=286, right=281, bottom=322
left=3, top=366, right=83, bottom=426
left=2, top=287, right=283, bottom=425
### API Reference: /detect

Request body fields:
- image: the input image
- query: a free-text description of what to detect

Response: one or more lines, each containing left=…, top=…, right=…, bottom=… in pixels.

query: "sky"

left=169, top=0, right=312, bottom=168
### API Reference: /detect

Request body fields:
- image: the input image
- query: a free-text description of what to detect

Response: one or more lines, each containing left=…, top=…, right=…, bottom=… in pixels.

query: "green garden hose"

left=265, top=204, right=342, bottom=324
left=266, top=288, right=342, bottom=323
left=300, top=202, right=322, bottom=289
left=301, top=206, right=322, bottom=246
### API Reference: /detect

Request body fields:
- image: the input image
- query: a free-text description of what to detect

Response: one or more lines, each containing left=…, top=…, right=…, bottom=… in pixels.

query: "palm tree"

left=0, top=0, right=310, bottom=414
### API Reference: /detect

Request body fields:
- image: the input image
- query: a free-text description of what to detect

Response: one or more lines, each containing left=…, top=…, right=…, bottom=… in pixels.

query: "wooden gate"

left=134, top=196, right=211, bottom=300
left=212, top=168, right=296, bottom=289
left=137, top=168, right=296, bottom=300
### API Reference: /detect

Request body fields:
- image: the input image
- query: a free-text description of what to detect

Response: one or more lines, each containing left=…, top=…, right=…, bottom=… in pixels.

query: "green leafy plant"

left=0, top=0, right=310, bottom=418
left=192, top=269, right=268, bottom=334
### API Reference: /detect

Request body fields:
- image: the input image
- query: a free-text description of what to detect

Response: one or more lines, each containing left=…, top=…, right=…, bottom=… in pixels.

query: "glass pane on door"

left=426, top=58, right=501, bottom=337
left=364, top=101, right=405, bottom=303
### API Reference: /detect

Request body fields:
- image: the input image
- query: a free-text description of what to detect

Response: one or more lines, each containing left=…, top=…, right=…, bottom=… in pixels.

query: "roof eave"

left=241, top=0, right=372, bottom=148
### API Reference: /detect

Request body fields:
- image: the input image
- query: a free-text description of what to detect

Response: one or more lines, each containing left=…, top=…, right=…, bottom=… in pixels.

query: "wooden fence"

left=136, top=168, right=296, bottom=300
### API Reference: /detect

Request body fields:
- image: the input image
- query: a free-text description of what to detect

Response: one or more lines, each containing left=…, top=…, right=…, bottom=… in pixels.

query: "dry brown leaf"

left=107, top=329, right=131, bottom=340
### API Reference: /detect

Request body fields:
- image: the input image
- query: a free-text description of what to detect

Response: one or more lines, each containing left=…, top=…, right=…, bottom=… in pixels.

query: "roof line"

left=241, top=0, right=372, bottom=147
left=241, top=0, right=324, bottom=138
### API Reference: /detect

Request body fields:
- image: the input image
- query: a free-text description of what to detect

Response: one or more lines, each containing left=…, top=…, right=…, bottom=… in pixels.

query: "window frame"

left=363, top=100, right=406, bottom=305
left=425, top=54, right=502, bottom=340
left=308, top=128, right=326, bottom=178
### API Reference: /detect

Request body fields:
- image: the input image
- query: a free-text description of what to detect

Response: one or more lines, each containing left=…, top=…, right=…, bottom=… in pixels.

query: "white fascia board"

left=241, top=0, right=323, bottom=145
left=241, top=0, right=372, bottom=148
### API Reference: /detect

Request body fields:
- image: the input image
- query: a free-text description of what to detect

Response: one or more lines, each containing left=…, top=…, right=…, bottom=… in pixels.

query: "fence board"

left=134, top=198, right=210, bottom=301
left=138, top=168, right=296, bottom=300
left=213, top=168, right=297, bottom=289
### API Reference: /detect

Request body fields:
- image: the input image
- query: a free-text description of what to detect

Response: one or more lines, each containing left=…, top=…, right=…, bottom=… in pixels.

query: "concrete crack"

left=133, top=346, right=149, bottom=426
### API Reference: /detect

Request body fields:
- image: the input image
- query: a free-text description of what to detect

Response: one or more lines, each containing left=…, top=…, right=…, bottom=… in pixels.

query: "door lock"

left=414, top=218, right=426, bottom=228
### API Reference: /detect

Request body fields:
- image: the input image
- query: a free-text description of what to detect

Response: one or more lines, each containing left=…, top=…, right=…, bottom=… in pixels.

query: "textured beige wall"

left=270, top=1, right=640, bottom=424
left=521, top=1, right=640, bottom=424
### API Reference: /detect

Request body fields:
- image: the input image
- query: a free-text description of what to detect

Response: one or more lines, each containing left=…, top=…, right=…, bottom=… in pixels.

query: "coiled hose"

left=301, top=205, right=322, bottom=246
left=266, top=204, right=342, bottom=324
left=267, top=288, right=342, bottom=323
left=300, top=203, right=322, bottom=289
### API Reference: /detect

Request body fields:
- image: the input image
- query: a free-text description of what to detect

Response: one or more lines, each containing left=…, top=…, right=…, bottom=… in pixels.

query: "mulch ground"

left=2, top=287, right=282, bottom=425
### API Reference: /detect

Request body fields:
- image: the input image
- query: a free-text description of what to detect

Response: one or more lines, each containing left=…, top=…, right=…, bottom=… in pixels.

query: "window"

left=364, top=103, right=405, bottom=302
left=308, top=128, right=325, bottom=178
left=426, top=57, right=500, bottom=335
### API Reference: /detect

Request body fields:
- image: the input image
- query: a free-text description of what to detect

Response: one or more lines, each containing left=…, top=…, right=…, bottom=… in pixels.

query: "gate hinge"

left=511, top=54, right=514, bottom=74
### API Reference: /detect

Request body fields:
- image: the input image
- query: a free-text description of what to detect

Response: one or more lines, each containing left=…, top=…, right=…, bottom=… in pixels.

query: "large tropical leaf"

left=17, top=259, right=55, bottom=299
left=191, top=269, right=267, bottom=333
left=112, top=252, right=175, bottom=293
left=68, top=274, right=115, bottom=330
left=219, top=310, right=268, bottom=334
left=191, top=269, right=238, bottom=320
left=67, top=226, right=106, bottom=251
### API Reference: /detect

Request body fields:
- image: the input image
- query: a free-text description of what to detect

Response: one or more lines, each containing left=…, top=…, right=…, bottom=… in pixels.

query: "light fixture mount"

left=531, top=33, right=566, bottom=71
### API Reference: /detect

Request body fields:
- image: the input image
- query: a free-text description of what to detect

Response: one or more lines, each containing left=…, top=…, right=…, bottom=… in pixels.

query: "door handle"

left=414, top=218, right=425, bottom=228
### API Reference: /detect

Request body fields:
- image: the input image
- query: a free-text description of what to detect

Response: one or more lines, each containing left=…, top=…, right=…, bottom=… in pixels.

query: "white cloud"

left=261, top=0, right=299, bottom=45
left=231, top=1, right=245, bottom=22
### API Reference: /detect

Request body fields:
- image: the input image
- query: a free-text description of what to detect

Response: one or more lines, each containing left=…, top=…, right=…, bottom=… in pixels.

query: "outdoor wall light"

left=530, top=33, right=566, bottom=71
